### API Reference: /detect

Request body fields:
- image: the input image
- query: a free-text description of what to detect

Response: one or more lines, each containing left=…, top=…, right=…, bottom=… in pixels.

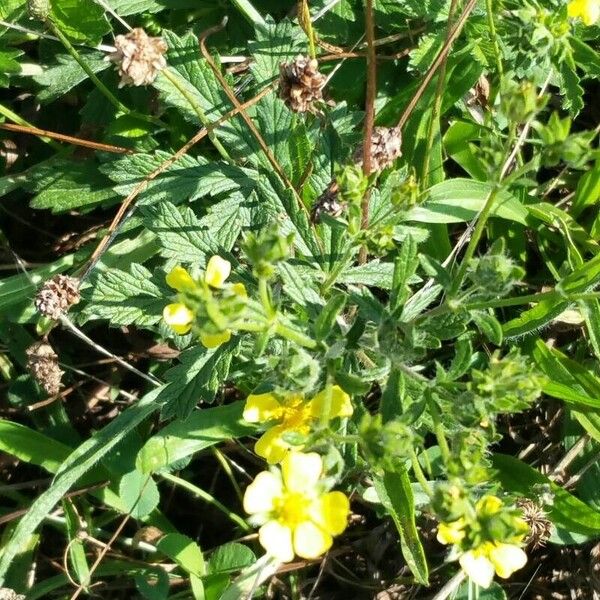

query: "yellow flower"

left=166, top=265, right=196, bottom=292
left=568, top=0, right=600, bottom=25
left=459, top=542, right=527, bottom=588
left=163, top=303, right=194, bottom=335
left=437, top=518, right=466, bottom=545
left=204, top=255, right=231, bottom=288
left=243, top=386, right=353, bottom=464
left=164, top=257, right=244, bottom=348
left=243, top=452, right=350, bottom=562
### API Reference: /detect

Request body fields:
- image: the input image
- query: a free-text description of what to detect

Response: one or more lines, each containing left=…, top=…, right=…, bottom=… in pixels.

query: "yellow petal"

left=436, top=520, right=466, bottom=545
left=281, top=452, right=322, bottom=493
left=309, top=385, right=353, bottom=420
left=166, top=265, right=195, bottom=292
left=259, top=520, right=294, bottom=562
left=476, top=495, right=503, bottom=516
left=293, top=521, right=332, bottom=559
left=488, top=543, right=528, bottom=579
left=204, top=255, right=231, bottom=288
left=231, top=282, right=247, bottom=297
left=163, top=303, right=194, bottom=334
left=459, top=550, right=495, bottom=589
left=200, top=330, right=231, bottom=348
left=243, top=471, right=282, bottom=515
left=254, top=426, right=291, bottom=465
left=243, top=393, right=282, bottom=423
left=315, top=491, right=350, bottom=535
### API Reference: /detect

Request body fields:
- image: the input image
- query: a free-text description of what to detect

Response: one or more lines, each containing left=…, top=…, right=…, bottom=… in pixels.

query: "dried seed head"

left=107, top=28, right=168, bottom=87
left=35, top=274, right=80, bottom=321
left=354, top=126, right=402, bottom=173
left=517, top=498, right=553, bottom=549
left=26, top=341, right=64, bottom=397
left=0, top=589, right=25, bottom=600
left=311, top=182, right=346, bottom=223
left=279, top=55, right=326, bottom=113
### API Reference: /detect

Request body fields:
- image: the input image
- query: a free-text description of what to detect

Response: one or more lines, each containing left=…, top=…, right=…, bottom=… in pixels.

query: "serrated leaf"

left=104, top=152, right=256, bottom=205
left=158, top=342, right=236, bottom=420
left=50, top=0, right=111, bottom=45
left=249, top=18, right=304, bottom=86
left=80, top=264, right=165, bottom=327
left=154, top=30, right=231, bottom=126
left=118, top=470, right=160, bottom=519
left=208, top=543, right=255, bottom=574
left=106, top=0, right=164, bottom=15
left=34, top=51, right=109, bottom=103
left=27, top=159, right=117, bottom=213
left=137, top=401, right=253, bottom=473
left=557, top=54, right=584, bottom=115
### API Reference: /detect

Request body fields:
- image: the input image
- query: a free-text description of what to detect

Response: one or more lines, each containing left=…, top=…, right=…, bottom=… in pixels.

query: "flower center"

left=277, top=396, right=312, bottom=432
left=275, top=492, right=312, bottom=527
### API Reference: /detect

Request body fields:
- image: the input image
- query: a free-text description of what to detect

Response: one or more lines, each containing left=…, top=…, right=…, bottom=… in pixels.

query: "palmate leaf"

left=158, top=341, right=238, bottom=420
left=79, top=264, right=166, bottom=328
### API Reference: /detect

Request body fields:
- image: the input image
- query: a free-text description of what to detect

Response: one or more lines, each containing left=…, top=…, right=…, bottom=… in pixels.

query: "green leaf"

left=63, top=499, right=91, bottom=588
left=158, top=342, right=237, bottom=420
left=157, top=533, right=205, bottom=577
left=373, top=470, right=429, bottom=585
left=0, top=388, right=164, bottom=584
left=557, top=252, right=600, bottom=295
left=454, top=581, right=506, bottom=599
left=208, top=543, right=255, bottom=574
left=33, top=52, right=109, bottom=103
left=27, top=159, right=117, bottom=213
left=556, top=53, right=584, bottom=115
left=0, top=420, right=71, bottom=473
left=493, top=453, right=600, bottom=535
left=144, top=197, right=246, bottom=263
left=80, top=264, right=165, bottom=328
left=107, top=0, right=164, bottom=15
left=502, top=292, right=568, bottom=339
left=471, top=310, right=503, bottom=345
left=249, top=18, right=303, bottom=86
left=137, top=401, right=253, bottom=474
left=118, top=470, right=160, bottom=519
left=570, top=36, right=600, bottom=78
left=407, top=179, right=528, bottom=224
left=50, top=0, right=111, bottom=45
left=154, top=30, right=231, bottom=126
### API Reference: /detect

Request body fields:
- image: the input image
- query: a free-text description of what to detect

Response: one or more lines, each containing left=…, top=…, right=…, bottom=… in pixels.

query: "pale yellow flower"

left=163, top=257, right=244, bottom=348
left=162, top=302, right=194, bottom=335
left=243, top=386, right=353, bottom=464
left=568, top=0, right=600, bottom=25
left=436, top=518, right=466, bottom=545
left=243, top=452, right=350, bottom=562
left=459, top=542, right=527, bottom=588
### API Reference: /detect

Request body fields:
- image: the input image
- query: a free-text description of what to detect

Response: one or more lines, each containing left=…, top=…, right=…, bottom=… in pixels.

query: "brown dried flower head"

left=107, top=28, right=168, bottom=88
left=517, top=498, right=553, bottom=549
left=354, top=126, right=402, bottom=173
left=35, top=274, right=80, bottom=321
left=311, top=182, right=346, bottom=224
left=26, top=341, right=64, bottom=397
left=279, top=55, right=326, bottom=113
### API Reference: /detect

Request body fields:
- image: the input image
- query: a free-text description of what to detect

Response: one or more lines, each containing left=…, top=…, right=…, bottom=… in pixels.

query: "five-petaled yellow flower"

left=568, top=0, right=600, bottom=25
left=437, top=496, right=528, bottom=589
left=243, top=385, right=353, bottom=464
left=163, top=256, right=239, bottom=348
left=243, top=451, right=350, bottom=562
